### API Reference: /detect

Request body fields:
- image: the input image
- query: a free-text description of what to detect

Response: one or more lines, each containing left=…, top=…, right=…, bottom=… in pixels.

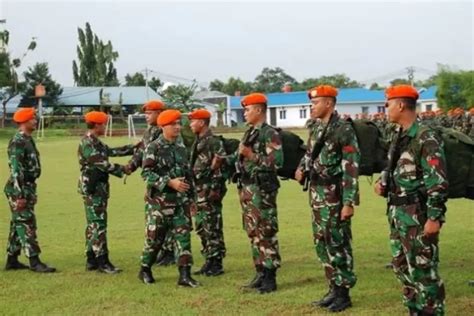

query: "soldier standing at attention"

left=138, top=109, right=199, bottom=287
left=375, top=85, right=448, bottom=316
left=4, top=107, right=56, bottom=273
left=78, top=111, right=133, bottom=274
left=124, top=100, right=176, bottom=266
left=295, top=85, right=360, bottom=312
left=188, top=109, right=227, bottom=276
left=227, top=93, right=283, bottom=294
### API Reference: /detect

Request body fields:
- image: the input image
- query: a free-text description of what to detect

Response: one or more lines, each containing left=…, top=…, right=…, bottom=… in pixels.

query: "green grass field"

left=0, top=132, right=473, bottom=315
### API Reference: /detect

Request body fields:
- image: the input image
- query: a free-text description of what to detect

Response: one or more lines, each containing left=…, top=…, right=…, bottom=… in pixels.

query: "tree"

left=20, top=62, right=63, bottom=106
left=124, top=72, right=162, bottom=92
left=253, top=67, right=296, bottom=93
left=209, top=79, right=224, bottom=92
left=436, top=67, right=474, bottom=110
left=208, top=77, right=253, bottom=96
left=369, top=83, right=383, bottom=90
left=0, top=29, right=37, bottom=127
left=148, top=77, right=162, bottom=92
left=294, top=74, right=363, bottom=91
left=72, top=22, right=119, bottom=87
left=389, top=78, right=411, bottom=86
left=160, top=83, right=198, bottom=112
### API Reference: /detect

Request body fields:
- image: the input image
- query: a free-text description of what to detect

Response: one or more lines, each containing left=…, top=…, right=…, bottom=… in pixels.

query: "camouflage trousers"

left=159, top=231, right=174, bottom=253
left=5, top=192, right=41, bottom=258
left=141, top=199, right=194, bottom=268
left=389, top=206, right=445, bottom=315
left=310, top=184, right=357, bottom=288
left=239, top=184, right=280, bottom=270
left=82, top=194, right=109, bottom=257
left=194, top=196, right=226, bottom=260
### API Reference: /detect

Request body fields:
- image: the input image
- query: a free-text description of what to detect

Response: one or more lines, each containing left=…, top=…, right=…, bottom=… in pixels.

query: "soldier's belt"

left=387, top=193, right=420, bottom=206
left=310, top=175, right=341, bottom=186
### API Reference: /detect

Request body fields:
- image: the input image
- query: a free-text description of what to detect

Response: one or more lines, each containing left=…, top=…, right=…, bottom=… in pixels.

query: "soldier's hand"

left=168, top=177, right=190, bottom=192
left=374, top=180, right=385, bottom=197
left=239, top=144, right=254, bottom=160
left=123, top=165, right=132, bottom=175
left=211, top=155, right=223, bottom=171
left=295, top=168, right=304, bottom=183
left=424, top=219, right=441, bottom=236
left=15, top=198, right=27, bottom=211
left=341, top=205, right=354, bottom=221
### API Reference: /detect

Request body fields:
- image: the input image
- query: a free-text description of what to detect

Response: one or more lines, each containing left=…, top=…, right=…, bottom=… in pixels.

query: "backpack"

left=416, top=126, right=474, bottom=200
left=347, top=118, right=388, bottom=176
left=273, top=128, right=307, bottom=179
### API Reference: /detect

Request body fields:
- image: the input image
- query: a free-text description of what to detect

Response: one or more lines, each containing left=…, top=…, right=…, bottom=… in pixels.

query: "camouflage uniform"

left=232, top=122, right=283, bottom=270
left=385, top=121, right=448, bottom=315
left=300, top=112, right=360, bottom=289
left=77, top=133, right=134, bottom=257
left=468, top=113, right=474, bottom=140
left=140, top=134, right=195, bottom=268
left=190, top=129, right=227, bottom=261
left=4, top=132, right=42, bottom=258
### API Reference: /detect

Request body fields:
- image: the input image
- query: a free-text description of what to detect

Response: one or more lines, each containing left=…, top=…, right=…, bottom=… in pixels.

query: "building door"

left=270, top=108, right=277, bottom=126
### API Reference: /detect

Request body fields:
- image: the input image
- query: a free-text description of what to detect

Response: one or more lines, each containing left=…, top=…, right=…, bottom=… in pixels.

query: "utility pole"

left=407, top=66, right=415, bottom=86
left=144, top=67, right=149, bottom=101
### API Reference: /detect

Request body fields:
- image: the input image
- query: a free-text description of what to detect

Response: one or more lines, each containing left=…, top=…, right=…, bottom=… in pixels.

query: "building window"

left=377, top=106, right=385, bottom=113
left=299, top=108, right=307, bottom=119
left=361, top=106, right=369, bottom=114
left=279, top=110, right=287, bottom=120
left=426, top=104, right=433, bottom=111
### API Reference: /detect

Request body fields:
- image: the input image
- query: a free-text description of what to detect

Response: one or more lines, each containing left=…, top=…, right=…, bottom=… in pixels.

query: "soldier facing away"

left=375, top=85, right=448, bottom=316
left=125, top=100, right=176, bottom=266
left=295, top=85, right=360, bottom=312
left=188, top=109, right=227, bottom=277
left=77, top=111, right=134, bottom=274
left=4, top=108, right=56, bottom=273
left=137, top=109, right=200, bottom=287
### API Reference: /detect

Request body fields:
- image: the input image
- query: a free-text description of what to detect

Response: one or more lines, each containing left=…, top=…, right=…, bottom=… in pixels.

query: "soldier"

left=223, top=93, right=283, bottom=293
left=77, top=111, right=134, bottom=274
left=125, top=100, right=176, bottom=266
left=468, top=108, right=474, bottom=140
left=187, top=109, right=227, bottom=276
left=4, top=108, right=56, bottom=273
left=137, top=109, right=199, bottom=287
left=375, top=85, right=448, bottom=316
left=295, top=85, right=360, bottom=312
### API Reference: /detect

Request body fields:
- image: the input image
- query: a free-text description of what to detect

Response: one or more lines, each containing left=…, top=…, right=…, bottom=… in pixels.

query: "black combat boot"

left=138, top=266, right=155, bottom=284
left=242, top=265, right=265, bottom=289
left=29, top=256, right=56, bottom=273
left=193, top=259, right=211, bottom=275
left=409, top=308, right=419, bottom=316
left=86, top=251, right=98, bottom=271
left=156, top=250, right=176, bottom=266
left=97, top=254, right=121, bottom=274
left=205, top=257, right=224, bottom=277
left=177, top=266, right=200, bottom=288
left=312, top=284, right=337, bottom=308
left=257, top=268, right=277, bottom=294
left=327, top=286, right=352, bottom=312
left=5, top=255, right=29, bottom=270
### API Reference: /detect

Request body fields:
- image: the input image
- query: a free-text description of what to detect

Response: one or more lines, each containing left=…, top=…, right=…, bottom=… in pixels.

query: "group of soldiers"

left=4, top=84, right=455, bottom=315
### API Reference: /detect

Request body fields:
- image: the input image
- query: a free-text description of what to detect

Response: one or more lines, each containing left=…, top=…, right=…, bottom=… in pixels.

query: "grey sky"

left=1, top=0, right=473, bottom=88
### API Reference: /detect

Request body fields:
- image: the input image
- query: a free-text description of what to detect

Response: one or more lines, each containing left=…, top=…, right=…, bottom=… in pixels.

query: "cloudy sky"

left=1, top=0, right=473, bottom=87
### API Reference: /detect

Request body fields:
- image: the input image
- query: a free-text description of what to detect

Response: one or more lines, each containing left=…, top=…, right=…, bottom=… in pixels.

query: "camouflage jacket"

left=190, top=129, right=226, bottom=194
left=127, top=125, right=162, bottom=172
left=229, top=122, right=284, bottom=178
left=77, top=132, right=134, bottom=196
left=300, top=112, right=360, bottom=205
left=141, top=134, right=195, bottom=204
left=388, top=121, right=448, bottom=222
left=4, top=131, right=41, bottom=198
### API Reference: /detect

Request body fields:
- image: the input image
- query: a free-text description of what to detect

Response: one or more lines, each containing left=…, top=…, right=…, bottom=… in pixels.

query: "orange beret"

left=188, top=109, right=211, bottom=120
left=385, top=85, right=419, bottom=100
left=308, top=85, right=338, bottom=99
left=13, top=107, right=36, bottom=123
left=84, top=111, right=108, bottom=124
left=469, top=107, right=474, bottom=115
left=241, top=93, right=267, bottom=107
left=142, top=100, right=165, bottom=111
left=157, top=109, right=181, bottom=127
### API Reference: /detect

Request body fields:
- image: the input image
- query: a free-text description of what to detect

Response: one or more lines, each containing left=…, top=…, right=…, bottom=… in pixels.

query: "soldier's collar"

left=404, top=121, right=419, bottom=138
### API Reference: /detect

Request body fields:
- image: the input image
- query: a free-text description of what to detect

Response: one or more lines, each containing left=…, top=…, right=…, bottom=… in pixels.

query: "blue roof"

left=230, top=86, right=437, bottom=109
